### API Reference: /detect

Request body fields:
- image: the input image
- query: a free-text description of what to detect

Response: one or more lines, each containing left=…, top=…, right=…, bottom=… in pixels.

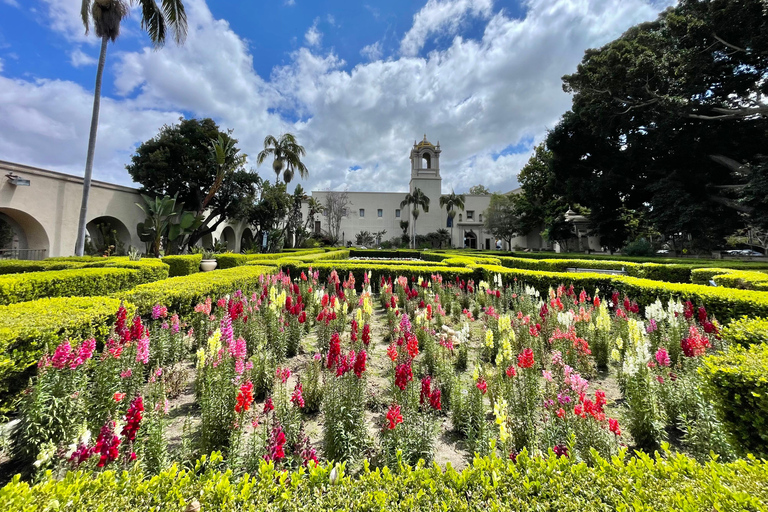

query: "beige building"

left=303, top=136, right=553, bottom=250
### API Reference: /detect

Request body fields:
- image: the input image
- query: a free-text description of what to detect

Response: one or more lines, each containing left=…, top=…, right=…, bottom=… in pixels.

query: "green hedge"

left=278, top=261, right=475, bottom=290
left=2, top=451, right=767, bottom=511
left=0, top=257, right=169, bottom=281
left=478, top=265, right=768, bottom=322
left=117, top=264, right=277, bottom=316
left=215, top=253, right=248, bottom=269
left=349, top=249, right=421, bottom=259
left=691, top=268, right=768, bottom=291
left=721, top=316, right=768, bottom=347
left=0, top=296, right=131, bottom=412
left=701, top=343, right=768, bottom=459
left=0, top=268, right=147, bottom=306
left=161, top=254, right=202, bottom=277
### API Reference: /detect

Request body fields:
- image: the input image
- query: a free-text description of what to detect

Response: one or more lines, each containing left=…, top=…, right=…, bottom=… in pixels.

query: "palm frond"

left=136, top=0, right=166, bottom=47
left=81, top=0, right=92, bottom=33
left=161, top=0, right=187, bottom=44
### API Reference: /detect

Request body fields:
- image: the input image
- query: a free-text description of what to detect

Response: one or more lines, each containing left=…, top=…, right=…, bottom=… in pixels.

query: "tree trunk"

left=75, top=35, right=109, bottom=256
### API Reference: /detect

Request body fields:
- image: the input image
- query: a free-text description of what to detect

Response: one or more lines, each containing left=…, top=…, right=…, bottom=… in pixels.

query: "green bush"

left=691, top=268, right=768, bottom=291
left=1, top=450, right=767, bottom=510
left=0, top=257, right=169, bottom=280
left=349, top=249, right=421, bottom=259
left=0, top=296, right=131, bottom=412
left=622, top=238, right=654, bottom=257
left=118, top=264, right=277, bottom=316
left=701, top=343, right=768, bottom=459
left=721, top=316, right=768, bottom=347
left=215, top=253, right=249, bottom=269
left=161, top=254, right=202, bottom=277
left=0, top=268, right=147, bottom=305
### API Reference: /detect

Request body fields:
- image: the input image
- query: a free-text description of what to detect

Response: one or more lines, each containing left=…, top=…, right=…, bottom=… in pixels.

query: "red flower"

left=681, top=326, right=710, bottom=357
left=386, top=344, right=398, bottom=362
left=556, top=408, right=565, bottom=419
left=362, top=323, right=371, bottom=345
left=263, top=396, right=274, bottom=413
left=265, top=423, right=287, bottom=461
left=476, top=378, right=487, bottom=394
left=353, top=350, right=367, bottom=378
left=430, top=389, right=442, bottom=411
left=121, top=396, right=144, bottom=442
left=94, top=421, right=121, bottom=467
left=505, top=366, right=517, bottom=378
left=235, top=381, right=254, bottom=413
left=291, top=382, right=305, bottom=408
left=420, top=376, right=432, bottom=405
left=298, top=311, right=307, bottom=324
left=351, top=320, right=358, bottom=342
left=385, top=404, right=403, bottom=430
left=517, top=348, right=535, bottom=369
left=609, top=418, right=621, bottom=436
left=552, top=444, right=569, bottom=458
left=394, top=362, right=413, bottom=390
left=327, top=332, right=341, bottom=369
left=406, top=333, right=419, bottom=358
left=113, top=392, right=126, bottom=402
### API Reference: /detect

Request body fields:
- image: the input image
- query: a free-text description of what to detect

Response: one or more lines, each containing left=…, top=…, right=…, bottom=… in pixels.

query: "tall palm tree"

left=439, top=190, right=465, bottom=248
left=400, top=188, right=430, bottom=249
left=75, top=0, right=188, bottom=256
left=256, top=133, right=309, bottom=184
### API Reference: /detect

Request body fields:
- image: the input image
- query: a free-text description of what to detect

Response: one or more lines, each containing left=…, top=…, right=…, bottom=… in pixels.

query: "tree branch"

left=712, top=33, right=746, bottom=53
left=708, top=195, right=754, bottom=214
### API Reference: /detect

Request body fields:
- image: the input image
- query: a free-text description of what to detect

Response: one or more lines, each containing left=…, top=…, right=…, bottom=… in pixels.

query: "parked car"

left=656, top=249, right=670, bottom=255
left=724, top=249, right=765, bottom=256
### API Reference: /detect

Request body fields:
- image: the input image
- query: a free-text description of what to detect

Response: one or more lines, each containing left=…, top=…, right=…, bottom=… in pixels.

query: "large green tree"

left=126, top=118, right=260, bottom=251
left=483, top=193, right=521, bottom=249
left=75, top=0, right=187, bottom=255
left=548, top=0, right=767, bottom=250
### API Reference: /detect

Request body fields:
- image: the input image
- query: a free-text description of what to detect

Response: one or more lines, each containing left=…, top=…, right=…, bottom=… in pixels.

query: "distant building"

left=303, top=135, right=552, bottom=250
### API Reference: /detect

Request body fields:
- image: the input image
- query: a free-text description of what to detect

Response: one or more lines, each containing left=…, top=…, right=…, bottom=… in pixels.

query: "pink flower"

left=120, top=368, right=132, bottom=379
left=291, top=382, right=305, bottom=408
left=136, top=336, right=150, bottom=365
left=655, top=348, right=671, bottom=367
left=51, top=340, right=73, bottom=370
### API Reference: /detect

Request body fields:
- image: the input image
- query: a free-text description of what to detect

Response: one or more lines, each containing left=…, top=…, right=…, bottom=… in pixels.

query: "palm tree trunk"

left=74, top=35, right=109, bottom=256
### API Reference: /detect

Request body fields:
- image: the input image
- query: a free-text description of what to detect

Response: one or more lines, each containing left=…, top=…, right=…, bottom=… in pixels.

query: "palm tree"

left=439, top=190, right=465, bottom=248
left=256, top=133, right=309, bottom=184
left=75, top=0, right=188, bottom=256
left=400, top=188, right=430, bottom=249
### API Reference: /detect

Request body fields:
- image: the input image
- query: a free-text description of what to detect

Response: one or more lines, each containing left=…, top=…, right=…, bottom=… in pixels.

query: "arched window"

left=422, top=153, right=431, bottom=169
left=447, top=216, right=453, bottom=228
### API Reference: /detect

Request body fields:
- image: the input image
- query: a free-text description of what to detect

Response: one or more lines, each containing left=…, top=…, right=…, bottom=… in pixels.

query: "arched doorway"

left=240, top=228, right=254, bottom=253
left=463, top=230, right=477, bottom=250
left=86, top=216, right=132, bottom=256
left=0, top=208, right=50, bottom=260
left=220, top=226, right=237, bottom=253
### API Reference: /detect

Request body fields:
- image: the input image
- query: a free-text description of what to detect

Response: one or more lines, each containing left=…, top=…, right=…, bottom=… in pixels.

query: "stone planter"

left=200, top=259, right=218, bottom=272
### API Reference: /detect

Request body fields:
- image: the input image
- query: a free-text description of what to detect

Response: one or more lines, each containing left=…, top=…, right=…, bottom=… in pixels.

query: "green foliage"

left=701, top=343, right=768, bottom=459
left=0, top=296, right=130, bottom=412
left=118, top=265, right=276, bottom=316
left=2, top=450, right=768, bottom=510
left=0, top=257, right=169, bottom=279
left=215, top=253, right=248, bottom=269
left=721, top=316, right=768, bottom=347
left=483, top=193, right=521, bottom=246
left=622, top=238, right=654, bottom=257
left=0, top=268, right=150, bottom=305
left=161, top=254, right=202, bottom=277
left=136, top=193, right=204, bottom=257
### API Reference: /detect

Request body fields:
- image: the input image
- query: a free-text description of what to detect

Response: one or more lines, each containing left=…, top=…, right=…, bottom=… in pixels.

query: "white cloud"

left=400, top=0, right=494, bottom=57
left=284, top=0, right=296, bottom=5
left=2, top=0, right=20, bottom=8
left=360, top=41, right=383, bottom=61
left=70, top=48, right=97, bottom=67
left=304, top=20, right=322, bottom=47
left=0, top=58, right=3, bottom=73
left=0, top=0, right=676, bottom=196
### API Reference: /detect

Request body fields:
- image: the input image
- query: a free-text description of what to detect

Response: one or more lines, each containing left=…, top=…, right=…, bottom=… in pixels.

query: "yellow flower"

left=196, top=348, right=206, bottom=368
left=356, top=307, right=363, bottom=324
left=207, top=329, right=221, bottom=356
left=611, top=348, right=621, bottom=362
left=485, top=329, right=494, bottom=348
left=616, top=336, right=624, bottom=350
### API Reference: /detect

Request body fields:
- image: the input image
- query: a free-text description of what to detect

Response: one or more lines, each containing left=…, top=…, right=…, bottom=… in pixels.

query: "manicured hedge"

left=701, top=343, right=768, bottom=459
left=721, top=316, right=768, bottom=347
left=0, top=296, right=131, bottom=412
left=349, top=249, right=421, bottom=259
left=478, top=265, right=768, bottom=322
left=161, top=254, right=202, bottom=277
left=118, top=264, right=276, bottom=316
left=215, top=252, right=249, bottom=269
left=2, top=451, right=767, bottom=511
left=692, top=268, right=768, bottom=291
left=0, top=268, right=146, bottom=306
left=0, top=257, right=169, bottom=281
left=278, top=261, right=475, bottom=290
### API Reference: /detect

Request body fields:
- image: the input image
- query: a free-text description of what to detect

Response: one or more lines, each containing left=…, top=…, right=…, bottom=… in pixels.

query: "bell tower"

left=408, top=135, right=443, bottom=235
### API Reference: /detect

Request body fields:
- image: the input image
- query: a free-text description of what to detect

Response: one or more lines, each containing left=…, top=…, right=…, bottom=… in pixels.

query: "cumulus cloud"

left=70, top=48, right=97, bottom=67
left=360, top=41, right=383, bottom=61
left=0, top=0, right=675, bottom=195
left=304, top=20, right=322, bottom=48
left=400, top=0, right=494, bottom=57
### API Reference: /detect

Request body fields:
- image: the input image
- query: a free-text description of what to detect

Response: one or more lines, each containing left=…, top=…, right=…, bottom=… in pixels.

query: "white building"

left=303, top=136, right=552, bottom=250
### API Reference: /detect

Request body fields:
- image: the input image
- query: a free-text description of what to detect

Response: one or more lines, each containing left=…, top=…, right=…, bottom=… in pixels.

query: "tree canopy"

left=126, top=118, right=260, bottom=250
left=547, top=0, right=768, bottom=250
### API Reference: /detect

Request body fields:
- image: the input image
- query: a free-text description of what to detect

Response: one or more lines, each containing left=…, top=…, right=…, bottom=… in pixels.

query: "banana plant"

left=136, top=193, right=203, bottom=257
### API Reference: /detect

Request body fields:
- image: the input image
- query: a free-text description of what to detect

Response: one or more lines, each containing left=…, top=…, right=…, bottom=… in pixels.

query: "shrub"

left=0, top=296, right=131, bottom=412
left=118, top=265, right=276, bottom=316
left=215, top=253, right=248, bottom=269
left=0, top=257, right=169, bottom=281
left=721, top=316, right=768, bottom=347
left=1, top=450, right=767, bottom=510
left=0, top=268, right=147, bottom=305
left=349, top=249, right=421, bottom=259
left=701, top=343, right=768, bottom=458
left=161, top=254, right=202, bottom=277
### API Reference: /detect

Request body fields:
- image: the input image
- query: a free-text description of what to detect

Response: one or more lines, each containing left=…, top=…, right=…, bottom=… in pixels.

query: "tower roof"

left=415, top=134, right=435, bottom=149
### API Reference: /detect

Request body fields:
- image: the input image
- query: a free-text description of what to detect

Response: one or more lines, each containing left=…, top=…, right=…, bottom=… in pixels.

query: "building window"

left=479, top=213, right=482, bottom=222
left=342, top=208, right=348, bottom=217
left=359, top=209, right=365, bottom=217
left=314, top=221, right=321, bottom=234
left=378, top=209, right=383, bottom=218
left=447, top=216, right=453, bottom=228
left=395, top=209, right=401, bottom=218
left=467, top=210, right=474, bottom=220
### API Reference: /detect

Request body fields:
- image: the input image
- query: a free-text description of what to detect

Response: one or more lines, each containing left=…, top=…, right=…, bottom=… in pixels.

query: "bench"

left=565, top=267, right=627, bottom=276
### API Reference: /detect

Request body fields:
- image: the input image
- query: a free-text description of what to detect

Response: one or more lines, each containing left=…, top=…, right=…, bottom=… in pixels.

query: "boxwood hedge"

left=161, top=254, right=202, bottom=277
left=0, top=268, right=146, bottom=305
left=1, top=450, right=766, bottom=511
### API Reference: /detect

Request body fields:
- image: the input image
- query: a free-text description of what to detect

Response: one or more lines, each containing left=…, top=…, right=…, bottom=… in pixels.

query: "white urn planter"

left=200, top=259, right=218, bottom=272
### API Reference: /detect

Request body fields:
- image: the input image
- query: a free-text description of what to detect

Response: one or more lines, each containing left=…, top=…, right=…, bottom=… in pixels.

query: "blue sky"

left=0, top=0, right=673, bottom=193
